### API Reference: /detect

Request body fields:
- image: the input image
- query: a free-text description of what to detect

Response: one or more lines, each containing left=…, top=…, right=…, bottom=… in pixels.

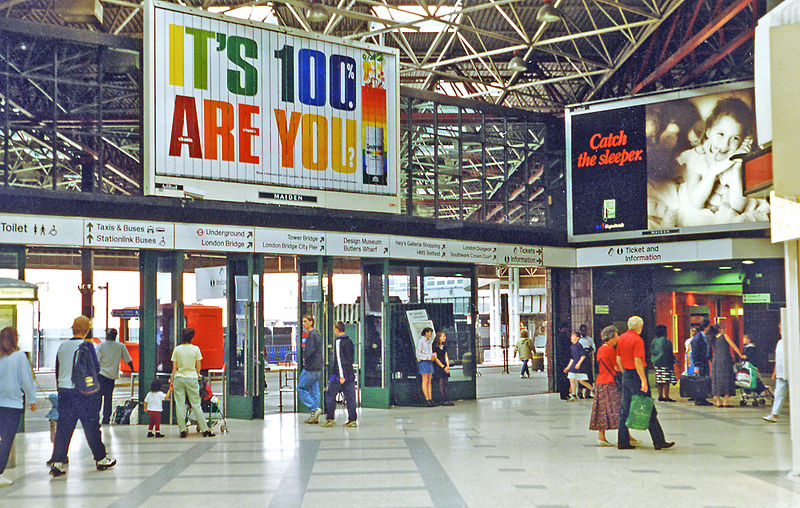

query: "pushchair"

left=735, top=361, right=773, bottom=407
left=185, top=376, right=228, bottom=433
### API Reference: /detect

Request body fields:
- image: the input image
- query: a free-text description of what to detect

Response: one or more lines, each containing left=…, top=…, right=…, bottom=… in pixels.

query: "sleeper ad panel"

left=148, top=2, right=398, bottom=206
left=569, top=85, right=769, bottom=240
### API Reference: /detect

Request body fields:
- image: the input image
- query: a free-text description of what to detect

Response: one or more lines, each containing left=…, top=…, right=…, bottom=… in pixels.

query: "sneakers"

left=96, top=456, right=117, bottom=471
left=154, top=433, right=165, bottom=438
left=202, top=430, right=216, bottom=437
left=49, top=462, right=67, bottom=477
left=763, top=414, right=778, bottom=423
left=343, top=420, right=358, bottom=428
left=147, top=432, right=154, bottom=438
left=320, top=419, right=336, bottom=427
left=566, top=395, right=577, bottom=402
left=305, top=408, right=323, bottom=424
left=0, top=475, right=13, bottom=487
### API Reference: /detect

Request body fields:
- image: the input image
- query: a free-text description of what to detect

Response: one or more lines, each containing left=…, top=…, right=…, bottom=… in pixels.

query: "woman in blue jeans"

left=0, top=327, right=37, bottom=487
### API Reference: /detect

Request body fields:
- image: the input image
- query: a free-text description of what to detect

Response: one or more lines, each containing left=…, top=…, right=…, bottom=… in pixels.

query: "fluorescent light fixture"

left=719, top=266, right=732, bottom=270
left=672, top=268, right=682, bottom=272
left=662, top=265, right=672, bottom=268
left=742, top=260, right=755, bottom=265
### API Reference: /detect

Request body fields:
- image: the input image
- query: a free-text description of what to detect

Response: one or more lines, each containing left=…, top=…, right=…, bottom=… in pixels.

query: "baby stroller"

left=186, top=376, right=228, bottom=433
left=735, top=361, right=773, bottom=407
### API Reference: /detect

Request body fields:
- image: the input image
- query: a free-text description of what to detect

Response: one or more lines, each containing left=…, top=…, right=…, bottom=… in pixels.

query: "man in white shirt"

left=763, top=325, right=787, bottom=423
left=578, top=324, right=596, bottom=399
left=96, top=328, right=134, bottom=425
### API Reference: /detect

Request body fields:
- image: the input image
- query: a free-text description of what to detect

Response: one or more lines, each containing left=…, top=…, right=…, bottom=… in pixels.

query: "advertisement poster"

left=568, top=84, right=769, bottom=240
left=145, top=1, right=399, bottom=211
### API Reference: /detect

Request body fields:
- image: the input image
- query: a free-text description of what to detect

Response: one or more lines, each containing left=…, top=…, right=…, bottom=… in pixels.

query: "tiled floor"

left=3, top=392, right=800, bottom=507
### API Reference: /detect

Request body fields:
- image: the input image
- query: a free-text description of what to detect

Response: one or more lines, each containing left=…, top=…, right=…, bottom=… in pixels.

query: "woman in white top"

left=416, top=327, right=436, bottom=407
left=0, top=327, right=37, bottom=487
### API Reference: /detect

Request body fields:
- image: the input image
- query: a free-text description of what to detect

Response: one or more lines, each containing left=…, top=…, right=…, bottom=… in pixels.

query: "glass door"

left=360, top=260, right=390, bottom=408
left=226, top=254, right=264, bottom=419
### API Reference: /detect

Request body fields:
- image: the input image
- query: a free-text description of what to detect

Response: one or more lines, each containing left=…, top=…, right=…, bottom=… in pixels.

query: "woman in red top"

left=590, top=325, right=624, bottom=446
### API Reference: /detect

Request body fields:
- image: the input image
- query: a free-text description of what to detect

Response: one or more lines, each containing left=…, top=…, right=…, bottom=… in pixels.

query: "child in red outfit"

left=144, top=379, right=170, bottom=438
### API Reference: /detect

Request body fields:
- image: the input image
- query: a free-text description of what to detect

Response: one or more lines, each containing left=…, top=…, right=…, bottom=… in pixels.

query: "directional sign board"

left=0, top=214, right=83, bottom=247
left=445, top=240, right=498, bottom=264
left=174, top=224, right=254, bottom=252
left=254, top=229, right=325, bottom=255
left=326, top=232, right=389, bottom=258
left=391, top=237, right=447, bottom=261
left=496, top=245, right=544, bottom=266
left=84, top=219, right=174, bottom=249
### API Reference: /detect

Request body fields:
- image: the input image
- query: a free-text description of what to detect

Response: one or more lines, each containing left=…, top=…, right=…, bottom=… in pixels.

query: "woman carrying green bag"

left=616, top=316, right=676, bottom=451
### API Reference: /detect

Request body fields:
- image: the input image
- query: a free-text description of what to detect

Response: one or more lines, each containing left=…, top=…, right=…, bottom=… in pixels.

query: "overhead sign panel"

left=254, top=228, right=325, bottom=255
left=0, top=214, right=83, bottom=247
left=144, top=1, right=400, bottom=213
left=84, top=219, right=173, bottom=249
left=174, top=223, right=254, bottom=252
left=326, top=232, right=388, bottom=258
left=391, top=237, right=447, bottom=262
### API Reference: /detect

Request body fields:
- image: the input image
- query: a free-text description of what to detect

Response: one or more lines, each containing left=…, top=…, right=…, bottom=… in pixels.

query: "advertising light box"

left=566, top=82, right=769, bottom=242
left=144, top=1, right=400, bottom=212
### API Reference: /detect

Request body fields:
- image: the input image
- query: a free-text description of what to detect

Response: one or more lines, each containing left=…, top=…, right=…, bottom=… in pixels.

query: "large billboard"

left=144, top=1, right=400, bottom=212
left=567, top=82, right=769, bottom=241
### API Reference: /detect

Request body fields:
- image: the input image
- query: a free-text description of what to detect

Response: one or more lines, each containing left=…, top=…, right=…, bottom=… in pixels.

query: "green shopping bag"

left=625, top=394, right=654, bottom=430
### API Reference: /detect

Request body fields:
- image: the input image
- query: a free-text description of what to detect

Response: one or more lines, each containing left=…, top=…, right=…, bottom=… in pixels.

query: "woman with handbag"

left=589, top=325, right=624, bottom=446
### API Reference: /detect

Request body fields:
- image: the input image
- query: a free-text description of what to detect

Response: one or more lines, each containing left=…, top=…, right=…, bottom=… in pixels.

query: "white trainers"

left=49, top=462, right=67, bottom=477
left=0, top=474, right=13, bottom=487
left=763, top=414, right=778, bottom=423
left=96, top=456, right=117, bottom=471
left=305, top=408, right=323, bottom=424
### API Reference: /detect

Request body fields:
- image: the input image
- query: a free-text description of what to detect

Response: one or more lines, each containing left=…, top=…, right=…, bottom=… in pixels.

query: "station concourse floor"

left=4, top=391, right=800, bottom=508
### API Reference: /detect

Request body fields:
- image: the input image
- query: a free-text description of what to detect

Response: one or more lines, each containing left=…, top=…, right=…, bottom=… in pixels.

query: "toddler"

left=678, top=98, right=758, bottom=219
left=143, top=379, right=170, bottom=438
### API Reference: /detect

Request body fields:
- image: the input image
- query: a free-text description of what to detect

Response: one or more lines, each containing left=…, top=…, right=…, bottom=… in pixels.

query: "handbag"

left=626, top=394, right=654, bottom=430
left=599, top=354, right=621, bottom=389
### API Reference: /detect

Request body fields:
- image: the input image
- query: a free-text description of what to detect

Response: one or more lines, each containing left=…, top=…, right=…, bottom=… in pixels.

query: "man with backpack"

left=49, top=316, right=116, bottom=477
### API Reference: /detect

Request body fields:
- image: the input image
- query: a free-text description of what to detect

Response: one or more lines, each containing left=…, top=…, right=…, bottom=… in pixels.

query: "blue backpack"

left=72, top=341, right=100, bottom=395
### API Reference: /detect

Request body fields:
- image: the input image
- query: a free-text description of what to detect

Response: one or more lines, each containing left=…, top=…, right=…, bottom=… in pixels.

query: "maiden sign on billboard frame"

left=143, top=1, right=400, bottom=213
left=566, top=81, right=770, bottom=242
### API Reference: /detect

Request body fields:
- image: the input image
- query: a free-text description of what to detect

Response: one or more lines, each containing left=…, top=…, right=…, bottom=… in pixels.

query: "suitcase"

left=679, top=374, right=711, bottom=399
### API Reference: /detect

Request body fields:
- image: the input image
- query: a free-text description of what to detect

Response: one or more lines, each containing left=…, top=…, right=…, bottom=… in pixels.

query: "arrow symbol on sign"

left=86, top=234, right=93, bottom=244
left=247, top=231, right=253, bottom=238
left=87, top=223, right=93, bottom=231
left=383, top=247, right=388, bottom=254
left=607, top=248, right=614, bottom=256
left=247, top=242, right=253, bottom=248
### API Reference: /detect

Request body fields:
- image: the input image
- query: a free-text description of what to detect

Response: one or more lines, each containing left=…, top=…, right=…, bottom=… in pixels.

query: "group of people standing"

left=687, top=319, right=743, bottom=407
left=416, top=328, right=453, bottom=407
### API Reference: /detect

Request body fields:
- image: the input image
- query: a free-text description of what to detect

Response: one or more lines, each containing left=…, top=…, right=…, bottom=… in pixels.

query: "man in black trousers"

left=616, top=315, right=675, bottom=451
left=321, top=321, right=358, bottom=428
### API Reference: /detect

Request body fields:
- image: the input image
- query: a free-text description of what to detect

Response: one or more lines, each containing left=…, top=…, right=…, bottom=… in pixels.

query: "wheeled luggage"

left=679, top=374, right=711, bottom=399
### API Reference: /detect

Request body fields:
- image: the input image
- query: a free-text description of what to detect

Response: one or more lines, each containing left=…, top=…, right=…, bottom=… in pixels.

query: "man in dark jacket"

left=691, top=319, right=713, bottom=406
left=321, top=321, right=358, bottom=427
left=298, top=314, right=323, bottom=423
